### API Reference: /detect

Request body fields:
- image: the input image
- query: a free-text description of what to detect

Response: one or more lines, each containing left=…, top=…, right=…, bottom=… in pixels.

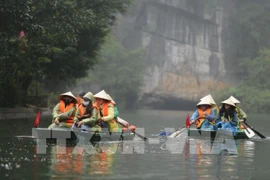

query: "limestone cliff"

left=114, top=0, right=235, bottom=108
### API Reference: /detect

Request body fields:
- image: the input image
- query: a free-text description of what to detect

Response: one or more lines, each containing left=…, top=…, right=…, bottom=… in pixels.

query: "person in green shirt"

left=74, top=92, right=101, bottom=132
left=48, top=92, right=77, bottom=129
left=229, top=96, right=247, bottom=123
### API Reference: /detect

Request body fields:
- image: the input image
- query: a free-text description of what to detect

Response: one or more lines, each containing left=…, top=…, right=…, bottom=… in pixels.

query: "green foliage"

left=47, top=92, right=59, bottom=109
left=78, top=35, right=146, bottom=109
left=231, top=0, right=270, bottom=74
left=0, top=0, right=132, bottom=107
left=218, top=0, right=270, bottom=113
left=218, top=50, right=270, bottom=113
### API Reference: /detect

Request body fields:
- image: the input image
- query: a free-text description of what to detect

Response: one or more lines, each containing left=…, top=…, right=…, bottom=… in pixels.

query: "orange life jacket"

left=99, top=102, right=120, bottom=132
left=59, top=100, right=75, bottom=126
left=100, top=102, right=116, bottom=123
left=195, top=108, right=212, bottom=128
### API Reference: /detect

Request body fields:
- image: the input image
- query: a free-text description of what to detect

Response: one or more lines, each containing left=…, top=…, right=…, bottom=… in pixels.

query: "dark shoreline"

left=0, top=108, right=51, bottom=120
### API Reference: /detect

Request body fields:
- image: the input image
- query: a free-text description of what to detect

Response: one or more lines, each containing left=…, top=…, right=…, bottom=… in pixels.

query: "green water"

left=0, top=110, right=270, bottom=179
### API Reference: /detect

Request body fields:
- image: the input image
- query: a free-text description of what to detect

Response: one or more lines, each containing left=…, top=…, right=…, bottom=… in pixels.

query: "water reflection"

left=182, top=138, right=256, bottom=179
left=48, top=142, right=119, bottom=177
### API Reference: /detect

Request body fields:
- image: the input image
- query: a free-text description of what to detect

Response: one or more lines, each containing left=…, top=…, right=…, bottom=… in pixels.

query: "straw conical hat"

left=107, top=94, right=116, bottom=104
left=83, top=92, right=94, bottom=102
left=200, top=94, right=216, bottom=105
left=229, top=96, right=241, bottom=104
left=94, top=90, right=111, bottom=101
left=59, top=92, right=77, bottom=103
left=196, top=99, right=211, bottom=107
left=221, top=98, right=236, bottom=107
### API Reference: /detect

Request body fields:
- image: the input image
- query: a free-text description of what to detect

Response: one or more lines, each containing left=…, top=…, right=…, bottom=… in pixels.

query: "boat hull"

left=33, top=128, right=135, bottom=142
left=188, top=128, right=249, bottom=140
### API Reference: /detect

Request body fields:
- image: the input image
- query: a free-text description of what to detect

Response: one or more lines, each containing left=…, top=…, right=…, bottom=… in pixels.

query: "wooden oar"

left=33, top=110, right=41, bottom=128
left=240, top=122, right=255, bottom=138
left=117, top=120, right=148, bottom=141
left=164, top=114, right=191, bottom=137
left=243, top=122, right=266, bottom=139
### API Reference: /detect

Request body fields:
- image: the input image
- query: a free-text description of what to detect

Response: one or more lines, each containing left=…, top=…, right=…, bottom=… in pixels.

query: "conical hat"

left=94, top=90, right=111, bottom=101
left=221, top=98, right=236, bottom=107
left=200, top=94, right=216, bottom=105
left=58, top=92, right=77, bottom=103
left=229, top=96, right=241, bottom=104
left=107, top=94, right=116, bottom=104
left=196, top=99, right=211, bottom=107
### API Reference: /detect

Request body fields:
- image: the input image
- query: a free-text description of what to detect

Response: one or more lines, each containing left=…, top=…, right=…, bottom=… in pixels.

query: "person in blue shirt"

left=190, top=99, right=216, bottom=130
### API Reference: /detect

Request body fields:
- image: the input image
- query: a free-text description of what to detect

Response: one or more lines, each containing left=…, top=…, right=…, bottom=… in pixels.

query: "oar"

left=33, top=110, right=41, bottom=128
left=240, top=122, right=255, bottom=138
left=243, top=122, right=266, bottom=139
left=117, top=121, right=148, bottom=141
left=163, top=114, right=191, bottom=137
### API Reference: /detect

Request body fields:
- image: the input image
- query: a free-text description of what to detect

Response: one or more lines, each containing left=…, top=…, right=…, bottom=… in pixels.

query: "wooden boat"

left=33, top=128, right=135, bottom=142
left=187, top=128, right=249, bottom=140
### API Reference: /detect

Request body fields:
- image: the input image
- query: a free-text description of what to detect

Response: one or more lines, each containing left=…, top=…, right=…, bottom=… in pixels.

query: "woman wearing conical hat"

left=200, top=94, right=219, bottom=118
left=190, top=99, right=216, bottom=130
left=94, top=90, right=120, bottom=132
left=48, top=92, right=77, bottom=129
left=73, top=92, right=101, bottom=131
left=215, top=98, right=238, bottom=132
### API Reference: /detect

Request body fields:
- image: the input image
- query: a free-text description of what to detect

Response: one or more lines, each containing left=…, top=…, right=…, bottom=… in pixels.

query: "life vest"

left=59, top=100, right=75, bottom=126
left=100, top=102, right=119, bottom=132
left=195, top=108, right=212, bottom=129
left=78, top=104, right=98, bottom=116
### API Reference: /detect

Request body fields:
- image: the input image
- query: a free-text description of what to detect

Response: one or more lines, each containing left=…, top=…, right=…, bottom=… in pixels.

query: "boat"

left=187, top=128, right=249, bottom=140
left=33, top=128, right=135, bottom=143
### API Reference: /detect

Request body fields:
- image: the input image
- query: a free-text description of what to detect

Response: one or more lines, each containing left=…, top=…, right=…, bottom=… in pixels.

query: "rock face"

left=114, top=0, right=235, bottom=107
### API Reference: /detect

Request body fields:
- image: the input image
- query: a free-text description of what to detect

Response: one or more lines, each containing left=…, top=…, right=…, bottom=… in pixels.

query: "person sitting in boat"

left=215, top=98, right=238, bottom=132
left=76, top=91, right=86, bottom=108
left=94, top=90, right=120, bottom=132
left=190, top=99, right=216, bottom=130
left=107, top=94, right=119, bottom=120
left=48, top=92, right=77, bottom=129
left=229, top=96, right=247, bottom=123
left=73, top=92, right=101, bottom=131
left=200, top=94, right=219, bottom=118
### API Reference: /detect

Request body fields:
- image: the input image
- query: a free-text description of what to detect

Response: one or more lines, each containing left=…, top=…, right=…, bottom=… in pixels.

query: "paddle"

left=243, top=122, right=266, bottom=139
left=240, top=122, right=255, bottom=138
left=163, top=114, right=190, bottom=137
left=117, top=120, right=148, bottom=141
left=33, top=110, right=41, bottom=128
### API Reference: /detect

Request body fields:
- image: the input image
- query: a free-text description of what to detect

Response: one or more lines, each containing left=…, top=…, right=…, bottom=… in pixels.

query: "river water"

left=0, top=110, right=270, bottom=179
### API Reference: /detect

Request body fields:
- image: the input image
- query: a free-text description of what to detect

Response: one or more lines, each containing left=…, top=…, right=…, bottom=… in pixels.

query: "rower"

left=106, top=94, right=119, bottom=120
left=94, top=90, right=120, bottom=132
left=73, top=92, right=101, bottom=131
left=229, top=96, right=247, bottom=123
left=215, top=98, right=238, bottom=132
left=48, top=92, right=77, bottom=129
left=190, top=99, right=215, bottom=130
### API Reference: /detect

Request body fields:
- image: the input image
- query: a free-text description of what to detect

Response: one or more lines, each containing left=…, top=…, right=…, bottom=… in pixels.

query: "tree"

left=78, top=35, right=146, bottom=109
left=0, top=0, right=132, bottom=107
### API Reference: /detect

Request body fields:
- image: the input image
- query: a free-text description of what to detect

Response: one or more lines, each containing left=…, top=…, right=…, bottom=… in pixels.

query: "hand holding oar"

left=117, top=119, right=148, bottom=141
left=243, top=122, right=266, bottom=139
